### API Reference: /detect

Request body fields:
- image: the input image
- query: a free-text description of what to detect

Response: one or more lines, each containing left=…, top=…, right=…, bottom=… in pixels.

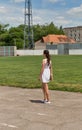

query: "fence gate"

left=58, top=44, right=69, bottom=55
left=0, top=46, right=16, bottom=56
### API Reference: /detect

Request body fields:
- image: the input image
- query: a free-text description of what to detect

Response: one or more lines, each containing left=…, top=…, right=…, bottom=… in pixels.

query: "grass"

left=0, top=55, right=82, bottom=92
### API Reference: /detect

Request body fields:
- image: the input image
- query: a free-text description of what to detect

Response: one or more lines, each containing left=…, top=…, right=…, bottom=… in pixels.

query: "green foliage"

left=0, top=24, right=24, bottom=48
left=0, top=24, right=9, bottom=34
left=33, top=22, right=64, bottom=42
left=0, top=22, right=64, bottom=49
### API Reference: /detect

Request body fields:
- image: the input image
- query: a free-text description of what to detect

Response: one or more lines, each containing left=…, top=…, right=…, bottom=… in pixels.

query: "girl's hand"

left=50, top=74, right=53, bottom=81
left=38, top=75, right=41, bottom=81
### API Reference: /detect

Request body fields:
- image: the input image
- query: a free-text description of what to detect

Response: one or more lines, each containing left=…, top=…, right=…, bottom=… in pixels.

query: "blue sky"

left=0, top=0, right=82, bottom=28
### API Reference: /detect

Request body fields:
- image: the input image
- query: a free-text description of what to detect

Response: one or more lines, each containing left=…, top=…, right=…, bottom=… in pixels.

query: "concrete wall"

left=17, top=49, right=58, bottom=56
left=0, top=46, right=82, bottom=56
left=16, top=43, right=82, bottom=56
left=46, top=43, right=82, bottom=55
left=69, top=49, right=82, bottom=55
left=35, top=43, right=46, bottom=50
left=16, top=49, right=82, bottom=56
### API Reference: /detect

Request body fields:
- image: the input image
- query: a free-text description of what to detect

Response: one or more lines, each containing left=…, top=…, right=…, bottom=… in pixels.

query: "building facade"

left=35, top=34, right=75, bottom=49
left=64, top=26, right=82, bottom=43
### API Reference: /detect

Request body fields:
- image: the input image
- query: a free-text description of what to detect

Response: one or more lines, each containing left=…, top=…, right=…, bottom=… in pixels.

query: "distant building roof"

left=42, top=34, right=76, bottom=44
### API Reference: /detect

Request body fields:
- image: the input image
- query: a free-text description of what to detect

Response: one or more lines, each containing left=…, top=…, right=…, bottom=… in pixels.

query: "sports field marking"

left=26, top=110, right=47, bottom=116
left=37, top=113, right=46, bottom=116
left=0, top=123, right=18, bottom=128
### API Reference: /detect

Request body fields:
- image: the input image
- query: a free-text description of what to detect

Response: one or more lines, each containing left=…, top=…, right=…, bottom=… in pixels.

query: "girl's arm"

left=50, top=61, right=53, bottom=80
left=39, top=59, right=45, bottom=80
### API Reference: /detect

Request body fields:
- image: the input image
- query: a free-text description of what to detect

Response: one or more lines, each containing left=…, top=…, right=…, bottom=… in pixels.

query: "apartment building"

left=63, top=26, right=82, bottom=43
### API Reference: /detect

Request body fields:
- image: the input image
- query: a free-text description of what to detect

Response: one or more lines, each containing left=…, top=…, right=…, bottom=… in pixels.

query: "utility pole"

left=24, top=0, right=34, bottom=49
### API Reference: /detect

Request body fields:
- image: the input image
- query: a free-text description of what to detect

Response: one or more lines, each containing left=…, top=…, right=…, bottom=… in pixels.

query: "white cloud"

left=33, top=9, right=70, bottom=27
left=67, top=4, right=82, bottom=16
left=33, top=9, right=58, bottom=25
left=10, top=0, right=24, bottom=3
left=54, top=16, right=72, bottom=26
left=48, top=0, right=59, bottom=3
left=0, top=6, right=8, bottom=14
left=0, top=1, right=82, bottom=27
left=8, top=16, right=24, bottom=24
left=0, top=4, right=24, bottom=26
left=33, top=5, right=82, bottom=27
left=48, top=0, right=64, bottom=3
left=33, top=16, right=42, bottom=25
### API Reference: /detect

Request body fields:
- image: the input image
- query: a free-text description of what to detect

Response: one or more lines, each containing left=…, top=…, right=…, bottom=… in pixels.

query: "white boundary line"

left=0, top=123, right=18, bottom=128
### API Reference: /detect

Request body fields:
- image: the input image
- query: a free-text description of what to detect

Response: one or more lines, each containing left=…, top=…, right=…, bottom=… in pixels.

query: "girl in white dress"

left=39, top=50, right=53, bottom=103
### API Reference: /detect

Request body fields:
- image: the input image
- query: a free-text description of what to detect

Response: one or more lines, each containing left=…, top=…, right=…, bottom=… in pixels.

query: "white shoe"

left=45, top=101, right=51, bottom=104
left=43, top=100, right=51, bottom=104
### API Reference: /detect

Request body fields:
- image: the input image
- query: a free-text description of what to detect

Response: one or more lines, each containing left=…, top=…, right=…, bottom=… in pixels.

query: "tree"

left=59, top=26, right=65, bottom=34
left=0, top=22, right=65, bottom=49
left=0, top=24, right=9, bottom=34
left=8, top=26, right=24, bottom=48
left=33, top=22, right=65, bottom=42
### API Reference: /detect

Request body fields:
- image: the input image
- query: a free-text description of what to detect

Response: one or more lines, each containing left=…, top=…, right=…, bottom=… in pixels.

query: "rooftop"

left=42, top=34, right=76, bottom=44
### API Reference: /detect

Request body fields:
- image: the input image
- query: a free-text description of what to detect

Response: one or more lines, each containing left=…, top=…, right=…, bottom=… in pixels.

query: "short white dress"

left=42, top=59, right=51, bottom=83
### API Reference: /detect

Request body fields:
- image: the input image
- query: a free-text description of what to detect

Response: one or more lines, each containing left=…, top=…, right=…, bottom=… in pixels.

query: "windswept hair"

left=43, top=50, right=50, bottom=66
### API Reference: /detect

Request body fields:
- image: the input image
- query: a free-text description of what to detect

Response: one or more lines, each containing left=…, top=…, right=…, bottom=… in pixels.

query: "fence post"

left=4, top=46, right=6, bottom=56
left=8, top=46, right=10, bottom=56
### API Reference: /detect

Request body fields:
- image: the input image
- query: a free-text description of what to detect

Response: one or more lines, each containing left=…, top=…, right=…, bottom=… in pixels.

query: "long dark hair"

left=43, top=50, right=50, bottom=65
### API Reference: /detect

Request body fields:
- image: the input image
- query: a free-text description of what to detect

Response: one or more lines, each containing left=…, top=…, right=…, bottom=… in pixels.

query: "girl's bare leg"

left=42, top=83, right=47, bottom=100
left=42, top=83, right=50, bottom=102
left=44, top=83, right=50, bottom=101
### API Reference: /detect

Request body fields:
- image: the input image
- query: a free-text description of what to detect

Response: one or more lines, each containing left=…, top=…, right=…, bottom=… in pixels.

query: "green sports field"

left=0, top=55, right=82, bottom=92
